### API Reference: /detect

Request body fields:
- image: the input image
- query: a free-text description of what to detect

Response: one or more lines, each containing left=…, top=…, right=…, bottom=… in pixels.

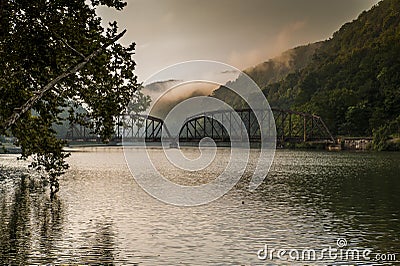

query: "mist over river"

left=1, top=148, right=399, bottom=265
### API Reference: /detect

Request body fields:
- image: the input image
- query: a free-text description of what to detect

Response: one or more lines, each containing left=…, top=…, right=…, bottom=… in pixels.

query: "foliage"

left=213, top=0, right=400, bottom=149
left=372, top=125, right=390, bottom=151
left=212, top=43, right=321, bottom=108
left=0, top=0, right=146, bottom=195
left=373, top=115, right=400, bottom=151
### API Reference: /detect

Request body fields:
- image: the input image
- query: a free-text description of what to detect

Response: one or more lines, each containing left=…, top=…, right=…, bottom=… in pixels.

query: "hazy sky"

left=98, top=0, right=380, bottom=81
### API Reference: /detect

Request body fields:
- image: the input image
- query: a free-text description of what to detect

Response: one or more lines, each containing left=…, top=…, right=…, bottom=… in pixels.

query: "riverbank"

left=2, top=137, right=400, bottom=155
left=0, top=143, right=22, bottom=154
left=284, top=136, right=400, bottom=151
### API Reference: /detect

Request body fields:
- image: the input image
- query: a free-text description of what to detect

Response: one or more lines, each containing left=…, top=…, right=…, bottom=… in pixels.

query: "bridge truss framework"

left=65, top=108, right=335, bottom=144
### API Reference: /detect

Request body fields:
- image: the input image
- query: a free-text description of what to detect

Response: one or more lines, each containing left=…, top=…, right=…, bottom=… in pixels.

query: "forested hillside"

left=212, top=0, right=400, bottom=148
left=213, top=43, right=321, bottom=108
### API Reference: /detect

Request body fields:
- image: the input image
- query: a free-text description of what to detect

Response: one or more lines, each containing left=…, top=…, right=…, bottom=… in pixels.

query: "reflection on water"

left=0, top=170, right=63, bottom=265
left=0, top=149, right=399, bottom=265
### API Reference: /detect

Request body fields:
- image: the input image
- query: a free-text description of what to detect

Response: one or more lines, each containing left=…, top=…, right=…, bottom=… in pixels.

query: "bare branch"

left=58, top=37, right=86, bottom=59
left=36, top=19, right=86, bottom=59
left=1, top=29, right=127, bottom=131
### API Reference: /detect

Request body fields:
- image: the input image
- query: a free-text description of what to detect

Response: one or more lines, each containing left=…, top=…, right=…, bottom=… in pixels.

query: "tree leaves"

left=0, top=0, right=144, bottom=196
left=213, top=0, right=400, bottom=141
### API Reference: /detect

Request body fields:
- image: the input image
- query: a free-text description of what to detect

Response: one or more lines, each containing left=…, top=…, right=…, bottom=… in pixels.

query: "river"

left=0, top=148, right=399, bottom=265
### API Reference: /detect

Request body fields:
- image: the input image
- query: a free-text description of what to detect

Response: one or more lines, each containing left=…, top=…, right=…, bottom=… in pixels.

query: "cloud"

left=137, top=43, right=150, bottom=50
left=143, top=79, right=181, bottom=93
left=142, top=80, right=219, bottom=118
left=220, top=70, right=239, bottom=74
left=227, top=20, right=307, bottom=69
left=148, top=82, right=218, bottom=118
left=99, top=1, right=378, bottom=79
left=275, top=20, right=307, bottom=51
left=228, top=48, right=267, bottom=70
left=163, top=12, right=175, bottom=23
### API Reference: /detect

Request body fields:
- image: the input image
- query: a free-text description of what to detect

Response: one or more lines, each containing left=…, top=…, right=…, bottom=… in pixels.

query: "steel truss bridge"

left=65, top=108, right=335, bottom=145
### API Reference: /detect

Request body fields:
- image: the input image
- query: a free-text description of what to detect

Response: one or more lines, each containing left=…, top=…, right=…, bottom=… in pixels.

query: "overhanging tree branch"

left=36, top=18, right=86, bottom=59
left=1, top=29, right=127, bottom=131
left=58, top=37, right=86, bottom=59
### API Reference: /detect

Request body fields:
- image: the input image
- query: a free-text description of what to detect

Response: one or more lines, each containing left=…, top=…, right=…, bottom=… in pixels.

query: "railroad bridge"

left=65, top=108, right=335, bottom=145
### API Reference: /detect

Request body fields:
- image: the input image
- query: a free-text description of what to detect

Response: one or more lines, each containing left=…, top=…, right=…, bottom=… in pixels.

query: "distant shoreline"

left=2, top=138, right=400, bottom=154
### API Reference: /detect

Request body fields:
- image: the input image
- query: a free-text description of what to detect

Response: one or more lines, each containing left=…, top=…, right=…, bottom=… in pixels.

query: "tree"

left=0, top=0, right=146, bottom=196
left=211, top=0, right=400, bottom=139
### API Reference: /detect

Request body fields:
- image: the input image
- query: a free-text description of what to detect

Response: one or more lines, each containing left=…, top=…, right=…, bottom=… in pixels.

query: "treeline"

left=213, top=0, right=400, bottom=150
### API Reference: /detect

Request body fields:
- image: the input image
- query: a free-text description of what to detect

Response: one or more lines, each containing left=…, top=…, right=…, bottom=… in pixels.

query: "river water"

left=0, top=148, right=399, bottom=265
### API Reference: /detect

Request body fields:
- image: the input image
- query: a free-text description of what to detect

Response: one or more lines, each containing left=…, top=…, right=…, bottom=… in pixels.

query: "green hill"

left=212, top=0, right=400, bottom=147
left=212, top=42, right=321, bottom=109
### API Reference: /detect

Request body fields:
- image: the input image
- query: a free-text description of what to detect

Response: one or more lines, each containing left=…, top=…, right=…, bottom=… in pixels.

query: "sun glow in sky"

left=97, top=0, right=379, bottom=82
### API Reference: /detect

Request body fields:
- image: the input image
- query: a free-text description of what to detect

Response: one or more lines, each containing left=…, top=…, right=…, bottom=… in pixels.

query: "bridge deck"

left=64, top=108, right=336, bottom=144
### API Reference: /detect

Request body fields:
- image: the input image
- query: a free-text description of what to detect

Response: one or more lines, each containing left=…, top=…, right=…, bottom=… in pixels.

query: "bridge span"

left=64, top=108, right=335, bottom=145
